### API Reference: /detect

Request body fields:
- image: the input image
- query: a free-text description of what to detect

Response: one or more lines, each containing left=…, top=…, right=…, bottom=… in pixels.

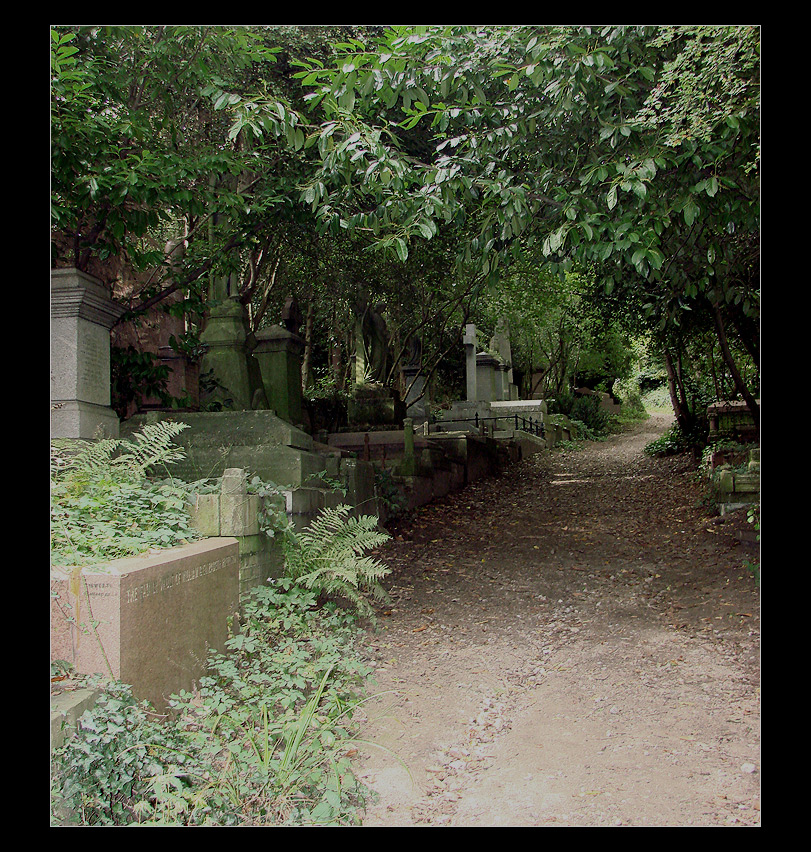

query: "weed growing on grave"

left=50, top=421, right=201, bottom=567
left=51, top=579, right=377, bottom=826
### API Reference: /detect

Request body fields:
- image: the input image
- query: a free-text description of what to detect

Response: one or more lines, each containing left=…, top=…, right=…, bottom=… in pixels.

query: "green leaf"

left=607, top=185, right=618, bottom=210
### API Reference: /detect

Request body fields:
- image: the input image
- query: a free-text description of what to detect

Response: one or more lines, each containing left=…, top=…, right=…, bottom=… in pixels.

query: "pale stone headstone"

left=51, top=268, right=125, bottom=439
left=50, top=538, right=240, bottom=710
left=475, top=353, right=500, bottom=402
left=490, top=317, right=514, bottom=384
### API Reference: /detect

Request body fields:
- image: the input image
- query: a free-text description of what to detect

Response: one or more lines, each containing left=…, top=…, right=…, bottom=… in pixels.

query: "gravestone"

left=198, top=286, right=255, bottom=411
left=253, top=323, right=306, bottom=427
left=50, top=538, right=240, bottom=710
left=475, top=353, right=501, bottom=402
left=402, top=333, right=428, bottom=421
left=51, top=268, right=125, bottom=439
left=490, top=317, right=517, bottom=399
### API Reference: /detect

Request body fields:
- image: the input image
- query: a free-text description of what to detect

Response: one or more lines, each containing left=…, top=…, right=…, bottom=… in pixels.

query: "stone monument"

left=401, top=334, right=429, bottom=422
left=51, top=268, right=125, bottom=439
left=198, top=269, right=256, bottom=411
left=349, top=296, right=400, bottom=426
left=253, top=296, right=306, bottom=427
left=463, top=323, right=478, bottom=402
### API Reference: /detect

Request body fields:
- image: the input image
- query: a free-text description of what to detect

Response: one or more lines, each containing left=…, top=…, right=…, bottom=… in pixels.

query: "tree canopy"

left=51, top=25, right=760, bottom=435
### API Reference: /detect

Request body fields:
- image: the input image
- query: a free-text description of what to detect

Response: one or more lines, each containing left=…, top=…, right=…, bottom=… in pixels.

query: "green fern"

left=52, top=421, right=189, bottom=489
left=51, top=422, right=197, bottom=566
left=283, top=505, right=391, bottom=618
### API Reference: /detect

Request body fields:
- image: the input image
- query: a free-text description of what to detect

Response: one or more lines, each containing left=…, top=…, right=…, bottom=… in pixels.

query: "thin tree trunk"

left=663, top=346, right=693, bottom=436
left=710, top=298, right=760, bottom=440
left=301, top=300, right=315, bottom=392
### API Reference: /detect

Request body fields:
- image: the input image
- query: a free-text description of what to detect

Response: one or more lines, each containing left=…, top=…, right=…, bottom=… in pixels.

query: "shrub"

left=283, top=505, right=391, bottom=619
left=570, top=393, right=610, bottom=435
left=643, top=422, right=692, bottom=457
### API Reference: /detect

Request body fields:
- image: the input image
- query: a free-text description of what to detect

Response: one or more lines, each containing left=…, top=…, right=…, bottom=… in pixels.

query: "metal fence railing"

left=429, top=412, right=545, bottom=438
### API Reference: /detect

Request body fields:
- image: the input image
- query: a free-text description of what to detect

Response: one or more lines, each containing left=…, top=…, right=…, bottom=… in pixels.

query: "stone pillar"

left=475, top=353, right=499, bottom=402
left=51, top=268, right=125, bottom=439
left=399, top=417, right=417, bottom=476
left=495, top=361, right=510, bottom=401
left=199, top=295, right=253, bottom=410
left=463, top=323, right=478, bottom=401
left=253, top=324, right=305, bottom=427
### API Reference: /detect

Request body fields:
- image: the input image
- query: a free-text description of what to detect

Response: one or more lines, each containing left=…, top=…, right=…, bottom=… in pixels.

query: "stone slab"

left=121, top=410, right=322, bottom=486
left=50, top=538, right=240, bottom=710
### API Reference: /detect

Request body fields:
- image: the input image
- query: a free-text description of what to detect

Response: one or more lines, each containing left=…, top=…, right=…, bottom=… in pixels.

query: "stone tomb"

left=50, top=538, right=240, bottom=710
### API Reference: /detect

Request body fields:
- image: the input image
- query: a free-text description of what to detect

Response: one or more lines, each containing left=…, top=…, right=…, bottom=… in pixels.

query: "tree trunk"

left=663, top=346, right=694, bottom=437
left=710, top=298, right=760, bottom=441
left=300, top=300, right=315, bottom=392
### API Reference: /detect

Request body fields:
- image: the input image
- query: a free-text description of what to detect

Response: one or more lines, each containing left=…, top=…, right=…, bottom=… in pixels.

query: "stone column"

left=199, top=295, right=254, bottom=410
left=253, top=324, right=305, bottom=426
left=495, top=361, right=510, bottom=401
left=463, top=323, right=478, bottom=401
left=475, top=353, right=499, bottom=402
left=400, top=417, right=416, bottom=476
left=51, top=268, right=125, bottom=439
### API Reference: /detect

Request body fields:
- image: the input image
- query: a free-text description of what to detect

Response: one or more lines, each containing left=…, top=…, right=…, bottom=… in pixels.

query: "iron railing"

left=427, top=412, right=545, bottom=438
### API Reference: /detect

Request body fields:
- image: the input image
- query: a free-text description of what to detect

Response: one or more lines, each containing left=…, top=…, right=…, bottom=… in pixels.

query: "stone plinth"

left=121, top=410, right=326, bottom=487
left=348, top=383, right=400, bottom=427
left=253, top=324, right=305, bottom=426
left=50, top=539, right=240, bottom=710
left=51, top=268, right=125, bottom=439
left=199, top=297, right=254, bottom=410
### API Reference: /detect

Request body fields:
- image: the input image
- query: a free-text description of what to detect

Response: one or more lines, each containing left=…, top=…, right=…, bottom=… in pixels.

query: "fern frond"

left=114, top=421, right=189, bottom=479
left=283, top=504, right=391, bottom=618
left=51, top=422, right=189, bottom=488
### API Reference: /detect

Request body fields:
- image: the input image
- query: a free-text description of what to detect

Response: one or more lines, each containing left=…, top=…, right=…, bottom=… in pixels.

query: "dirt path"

left=352, top=414, right=760, bottom=827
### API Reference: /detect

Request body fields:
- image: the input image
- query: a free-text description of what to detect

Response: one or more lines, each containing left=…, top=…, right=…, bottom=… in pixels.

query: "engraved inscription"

left=125, top=554, right=238, bottom=604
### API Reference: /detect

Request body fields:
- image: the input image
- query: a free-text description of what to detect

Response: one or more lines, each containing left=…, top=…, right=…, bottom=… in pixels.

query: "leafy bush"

left=51, top=580, right=376, bottom=826
left=570, top=393, right=611, bottom=435
left=643, top=422, right=692, bottom=457
left=50, top=421, right=201, bottom=567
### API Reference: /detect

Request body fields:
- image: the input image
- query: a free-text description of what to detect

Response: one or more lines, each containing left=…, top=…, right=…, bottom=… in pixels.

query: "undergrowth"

left=51, top=422, right=394, bottom=826
left=51, top=580, right=378, bottom=826
left=50, top=421, right=202, bottom=567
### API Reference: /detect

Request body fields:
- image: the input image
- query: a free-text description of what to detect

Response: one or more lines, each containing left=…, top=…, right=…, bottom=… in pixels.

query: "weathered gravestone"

left=50, top=538, right=240, bottom=710
left=51, top=268, right=124, bottom=439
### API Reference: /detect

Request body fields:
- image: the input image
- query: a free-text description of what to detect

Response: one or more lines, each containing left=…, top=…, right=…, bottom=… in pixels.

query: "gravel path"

left=352, top=414, right=761, bottom=827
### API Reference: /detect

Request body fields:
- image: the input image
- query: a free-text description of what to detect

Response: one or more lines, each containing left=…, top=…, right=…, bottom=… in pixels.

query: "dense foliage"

left=51, top=580, right=376, bottom=826
left=50, top=420, right=201, bottom=566
left=50, top=24, right=759, bottom=443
